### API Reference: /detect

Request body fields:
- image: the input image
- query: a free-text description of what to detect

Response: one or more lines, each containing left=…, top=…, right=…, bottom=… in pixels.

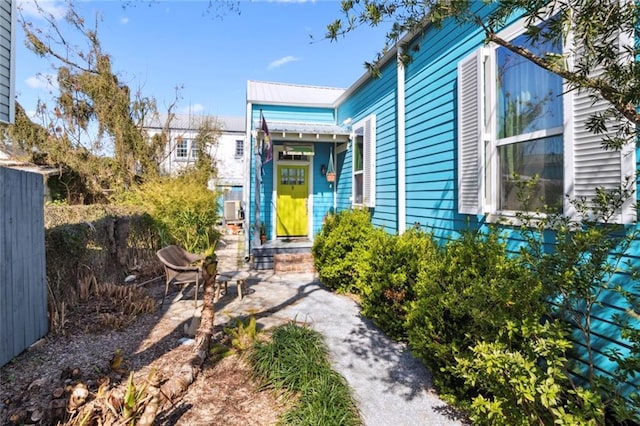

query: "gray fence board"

left=0, top=167, right=47, bottom=367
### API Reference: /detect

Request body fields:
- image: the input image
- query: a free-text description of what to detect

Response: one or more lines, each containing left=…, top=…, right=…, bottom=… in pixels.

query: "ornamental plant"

left=311, top=208, right=378, bottom=294
left=359, top=226, right=439, bottom=340
left=406, top=227, right=545, bottom=400
left=454, top=319, right=606, bottom=425
left=515, top=182, right=640, bottom=423
left=116, top=173, right=220, bottom=253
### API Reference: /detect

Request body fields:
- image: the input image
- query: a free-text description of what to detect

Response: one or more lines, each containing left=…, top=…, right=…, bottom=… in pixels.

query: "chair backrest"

left=157, top=245, right=201, bottom=269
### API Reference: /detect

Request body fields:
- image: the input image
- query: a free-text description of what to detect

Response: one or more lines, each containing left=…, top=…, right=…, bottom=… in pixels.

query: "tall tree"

left=19, top=0, right=166, bottom=190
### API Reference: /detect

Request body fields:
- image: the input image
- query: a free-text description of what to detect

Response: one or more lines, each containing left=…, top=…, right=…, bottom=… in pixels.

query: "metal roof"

left=262, top=121, right=351, bottom=136
left=247, top=81, right=345, bottom=107
left=145, top=113, right=245, bottom=132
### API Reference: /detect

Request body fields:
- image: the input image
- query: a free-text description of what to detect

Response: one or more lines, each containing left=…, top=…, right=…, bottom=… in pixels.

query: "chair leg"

left=161, top=279, right=170, bottom=307
left=194, top=276, right=199, bottom=307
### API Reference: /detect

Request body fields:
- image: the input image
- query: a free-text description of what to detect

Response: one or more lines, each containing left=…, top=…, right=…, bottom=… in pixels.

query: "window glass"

left=496, top=33, right=563, bottom=139
left=496, top=30, right=564, bottom=212
left=176, top=139, right=188, bottom=158
left=235, top=140, right=244, bottom=157
left=354, top=174, right=363, bottom=205
left=499, top=135, right=563, bottom=211
left=354, top=135, right=364, bottom=172
left=190, top=140, right=198, bottom=159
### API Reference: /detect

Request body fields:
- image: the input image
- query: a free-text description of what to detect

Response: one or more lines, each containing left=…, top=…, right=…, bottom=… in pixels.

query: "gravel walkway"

left=211, top=234, right=467, bottom=426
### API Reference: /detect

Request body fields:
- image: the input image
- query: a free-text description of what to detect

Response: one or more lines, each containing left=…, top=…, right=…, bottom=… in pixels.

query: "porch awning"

left=254, top=120, right=351, bottom=143
left=283, top=145, right=314, bottom=156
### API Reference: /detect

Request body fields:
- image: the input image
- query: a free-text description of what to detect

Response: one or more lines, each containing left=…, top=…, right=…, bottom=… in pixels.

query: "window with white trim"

left=457, top=19, right=635, bottom=223
left=190, top=140, right=198, bottom=159
left=175, top=138, right=197, bottom=161
left=235, top=139, right=244, bottom=158
left=352, top=115, right=376, bottom=207
left=176, top=139, right=188, bottom=159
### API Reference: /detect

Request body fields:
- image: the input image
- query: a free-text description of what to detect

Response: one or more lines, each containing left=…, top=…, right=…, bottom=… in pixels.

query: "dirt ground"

left=0, top=268, right=287, bottom=426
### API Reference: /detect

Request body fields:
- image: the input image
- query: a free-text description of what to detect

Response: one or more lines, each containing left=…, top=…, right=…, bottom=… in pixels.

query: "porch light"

left=320, top=164, right=327, bottom=176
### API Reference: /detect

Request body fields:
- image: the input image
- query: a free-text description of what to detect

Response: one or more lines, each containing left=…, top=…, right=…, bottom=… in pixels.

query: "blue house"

left=244, top=6, right=638, bottom=389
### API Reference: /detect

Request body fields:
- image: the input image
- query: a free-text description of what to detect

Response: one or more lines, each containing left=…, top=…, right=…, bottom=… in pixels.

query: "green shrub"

left=454, top=319, right=605, bottom=425
left=406, top=228, right=545, bottom=400
left=359, top=227, right=439, bottom=340
left=515, top=192, right=640, bottom=423
left=311, top=209, right=377, bottom=294
left=115, top=174, right=220, bottom=254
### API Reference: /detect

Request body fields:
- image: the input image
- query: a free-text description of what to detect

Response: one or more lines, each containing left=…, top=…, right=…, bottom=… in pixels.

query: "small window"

left=235, top=140, right=244, bottom=158
left=176, top=139, right=188, bottom=158
left=352, top=115, right=376, bottom=208
left=353, top=134, right=364, bottom=204
left=278, top=151, right=309, bottom=161
left=175, top=138, right=197, bottom=160
left=190, top=140, right=198, bottom=159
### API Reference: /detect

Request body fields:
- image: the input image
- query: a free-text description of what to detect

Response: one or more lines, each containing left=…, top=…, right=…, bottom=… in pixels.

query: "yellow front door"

left=276, top=165, right=308, bottom=237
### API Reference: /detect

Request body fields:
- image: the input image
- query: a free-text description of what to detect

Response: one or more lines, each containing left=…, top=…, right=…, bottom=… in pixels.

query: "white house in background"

left=143, top=113, right=247, bottom=222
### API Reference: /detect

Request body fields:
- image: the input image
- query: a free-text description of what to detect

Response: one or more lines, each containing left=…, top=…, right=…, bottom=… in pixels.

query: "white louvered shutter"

left=363, top=115, right=376, bottom=208
left=457, top=48, right=485, bottom=215
left=571, top=35, right=636, bottom=224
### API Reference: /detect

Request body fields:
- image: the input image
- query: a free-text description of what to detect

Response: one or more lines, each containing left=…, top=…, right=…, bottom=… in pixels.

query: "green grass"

left=248, top=322, right=361, bottom=426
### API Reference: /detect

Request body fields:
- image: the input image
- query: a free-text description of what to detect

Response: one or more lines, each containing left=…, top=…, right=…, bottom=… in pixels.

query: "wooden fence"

left=0, top=167, right=47, bottom=367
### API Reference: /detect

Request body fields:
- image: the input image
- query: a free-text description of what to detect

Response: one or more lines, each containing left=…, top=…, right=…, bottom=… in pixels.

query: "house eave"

left=333, top=24, right=427, bottom=107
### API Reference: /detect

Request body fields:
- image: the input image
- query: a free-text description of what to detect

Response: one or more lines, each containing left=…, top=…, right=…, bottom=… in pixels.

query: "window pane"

left=499, top=135, right=563, bottom=211
left=176, top=140, right=187, bottom=158
left=190, top=141, right=198, bottom=158
left=497, top=33, right=563, bottom=139
left=354, top=136, right=363, bottom=172
left=354, top=173, right=363, bottom=205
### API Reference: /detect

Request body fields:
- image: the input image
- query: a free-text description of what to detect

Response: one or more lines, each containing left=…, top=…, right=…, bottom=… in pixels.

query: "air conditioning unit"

left=224, top=200, right=241, bottom=221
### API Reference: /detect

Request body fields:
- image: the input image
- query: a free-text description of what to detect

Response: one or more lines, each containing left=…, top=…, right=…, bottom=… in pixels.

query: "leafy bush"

left=454, top=319, right=605, bottom=425
left=515, top=190, right=640, bottom=423
left=406, top=228, right=545, bottom=399
left=359, top=227, right=439, bottom=340
left=311, top=208, right=377, bottom=294
left=116, top=174, right=220, bottom=254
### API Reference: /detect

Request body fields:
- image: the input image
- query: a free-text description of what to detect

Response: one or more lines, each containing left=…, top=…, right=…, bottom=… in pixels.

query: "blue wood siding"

left=337, top=58, right=399, bottom=232
left=312, top=142, right=335, bottom=235
left=252, top=104, right=336, bottom=124
left=403, top=15, right=487, bottom=240
left=336, top=150, right=351, bottom=210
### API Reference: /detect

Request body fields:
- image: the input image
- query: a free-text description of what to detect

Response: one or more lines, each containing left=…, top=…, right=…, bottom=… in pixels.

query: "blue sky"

left=16, top=0, right=392, bottom=120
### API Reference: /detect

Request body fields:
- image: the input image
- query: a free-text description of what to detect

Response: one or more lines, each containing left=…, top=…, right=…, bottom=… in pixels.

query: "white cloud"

left=120, top=17, right=129, bottom=25
left=25, top=73, right=58, bottom=90
left=18, top=0, right=67, bottom=20
left=267, top=55, right=300, bottom=70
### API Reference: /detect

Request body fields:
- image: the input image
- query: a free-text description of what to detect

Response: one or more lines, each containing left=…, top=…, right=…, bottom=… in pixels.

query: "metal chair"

left=156, top=245, right=203, bottom=307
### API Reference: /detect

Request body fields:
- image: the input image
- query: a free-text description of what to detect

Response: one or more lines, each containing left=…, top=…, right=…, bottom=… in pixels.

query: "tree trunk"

left=156, top=258, right=217, bottom=402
